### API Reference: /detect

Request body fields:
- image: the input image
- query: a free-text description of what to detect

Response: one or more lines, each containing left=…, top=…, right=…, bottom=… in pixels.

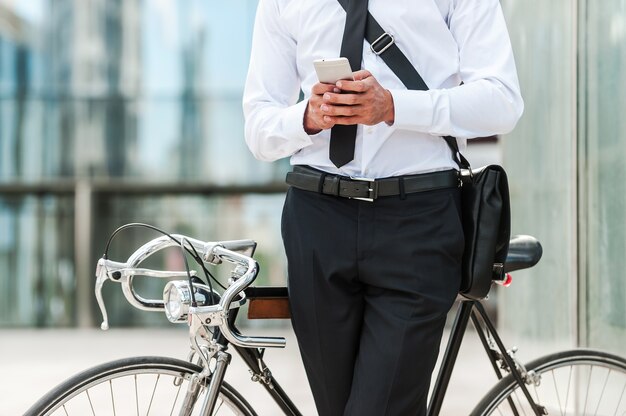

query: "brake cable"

left=103, top=223, right=226, bottom=301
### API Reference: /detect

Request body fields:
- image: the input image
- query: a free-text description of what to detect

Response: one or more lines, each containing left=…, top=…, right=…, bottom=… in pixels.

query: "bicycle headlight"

left=163, top=281, right=192, bottom=323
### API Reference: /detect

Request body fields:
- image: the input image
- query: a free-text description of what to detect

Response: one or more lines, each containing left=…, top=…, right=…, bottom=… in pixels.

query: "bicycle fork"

left=178, top=350, right=232, bottom=416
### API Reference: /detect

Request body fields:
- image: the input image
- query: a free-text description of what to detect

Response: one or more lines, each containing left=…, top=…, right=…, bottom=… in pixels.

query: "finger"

left=322, top=92, right=361, bottom=106
left=309, top=94, right=324, bottom=106
left=335, top=79, right=368, bottom=93
left=311, top=82, right=337, bottom=95
left=316, top=114, right=335, bottom=128
left=324, top=115, right=361, bottom=125
left=352, top=69, right=372, bottom=81
left=320, top=103, right=360, bottom=117
left=311, top=114, right=334, bottom=130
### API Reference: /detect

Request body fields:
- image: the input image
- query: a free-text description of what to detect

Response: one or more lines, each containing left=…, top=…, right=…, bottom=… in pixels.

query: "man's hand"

left=304, top=83, right=338, bottom=134
left=303, top=70, right=394, bottom=134
left=321, top=70, right=395, bottom=126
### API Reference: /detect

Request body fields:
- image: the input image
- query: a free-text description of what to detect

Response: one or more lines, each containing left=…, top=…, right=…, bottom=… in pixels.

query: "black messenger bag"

left=445, top=141, right=511, bottom=298
left=459, top=165, right=511, bottom=298
left=442, top=136, right=511, bottom=299
left=336, top=0, right=512, bottom=299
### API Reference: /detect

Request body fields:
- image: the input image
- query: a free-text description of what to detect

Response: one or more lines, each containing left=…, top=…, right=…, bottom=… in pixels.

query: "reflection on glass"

left=0, top=0, right=285, bottom=184
left=0, top=196, right=74, bottom=327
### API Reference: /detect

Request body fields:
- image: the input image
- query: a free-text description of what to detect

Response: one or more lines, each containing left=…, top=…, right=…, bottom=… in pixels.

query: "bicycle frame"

left=201, top=307, right=304, bottom=416
left=94, top=231, right=546, bottom=416
left=427, top=300, right=545, bottom=416
left=209, top=299, right=546, bottom=416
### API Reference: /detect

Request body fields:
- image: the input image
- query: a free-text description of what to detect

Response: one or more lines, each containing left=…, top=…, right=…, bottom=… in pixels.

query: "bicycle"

left=26, top=224, right=626, bottom=415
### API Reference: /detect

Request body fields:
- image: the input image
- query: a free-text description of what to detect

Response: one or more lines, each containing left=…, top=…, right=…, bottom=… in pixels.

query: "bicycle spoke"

left=26, top=358, right=255, bottom=416
left=583, top=365, right=594, bottom=415
left=563, top=365, right=573, bottom=414
left=531, top=381, right=542, bottom=416
left=593, top=368, right=611, bottom=416
left=86, top=389, right=96, bottom=416
left=532, top=383, right=540, bottom=404
left=169, top=380, right=184, bottom=416
left=476, top=352, right=626, bottom=416
left=146, top=374, right=161, bottom=416
left=613, top=378, right=626, bottom=416
left=213, top=398, right=224, bottom=415
left=550, top=370, right=564, bottom=415
left=110, top=380, right=117, bottom=416
left=513, top=390, right=528, bottom=416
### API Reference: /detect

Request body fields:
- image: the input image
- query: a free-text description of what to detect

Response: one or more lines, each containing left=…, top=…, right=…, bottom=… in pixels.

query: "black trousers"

left=281, top=183, right=464, bottom=416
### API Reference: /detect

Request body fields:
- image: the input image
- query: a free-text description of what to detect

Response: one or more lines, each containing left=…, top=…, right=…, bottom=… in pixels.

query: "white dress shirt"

left=243, top=0, right=523, bottom=179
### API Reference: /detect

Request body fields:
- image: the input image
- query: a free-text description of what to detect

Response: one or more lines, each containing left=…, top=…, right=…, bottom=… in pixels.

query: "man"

left=243, top=0, right=523, bottom=414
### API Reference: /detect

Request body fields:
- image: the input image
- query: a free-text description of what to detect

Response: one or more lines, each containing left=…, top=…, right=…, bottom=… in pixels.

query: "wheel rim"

left=484, top=355, right=626, bottom=416
left=41, top=365, right=249, bottom=416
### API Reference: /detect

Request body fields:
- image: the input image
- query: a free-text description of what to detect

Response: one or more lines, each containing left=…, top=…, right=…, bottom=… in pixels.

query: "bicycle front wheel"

left=471, top=349, right=626, bottom=416
left=26, top=356, right=256, bottom=416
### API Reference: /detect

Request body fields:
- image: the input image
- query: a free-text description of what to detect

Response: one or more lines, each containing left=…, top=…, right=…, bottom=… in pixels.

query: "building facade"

left=0, top=0, right=288, bottom=328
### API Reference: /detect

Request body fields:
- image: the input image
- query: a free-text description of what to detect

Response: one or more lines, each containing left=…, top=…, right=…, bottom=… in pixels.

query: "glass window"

left=141, top=0, right=258, bottom=96
left=0, top=99, right=65, bottom=182
left=498, top=0, right=577, bottom=356
left=0, top=0, right=290, bottom=329
left=579, top=0, right=626, bottom=354
left=0, top=1, right=291, bottom=185
left=0, top=195, right=75, bottom=327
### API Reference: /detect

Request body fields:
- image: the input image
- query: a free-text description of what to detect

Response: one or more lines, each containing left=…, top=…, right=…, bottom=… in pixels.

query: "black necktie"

left=329, top=0, right=368, bottom=168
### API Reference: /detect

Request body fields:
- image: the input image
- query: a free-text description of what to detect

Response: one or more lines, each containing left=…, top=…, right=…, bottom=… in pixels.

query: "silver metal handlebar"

left=94, top=234, right=285, bottom=348
left=191, top=246, right=286, bottom=348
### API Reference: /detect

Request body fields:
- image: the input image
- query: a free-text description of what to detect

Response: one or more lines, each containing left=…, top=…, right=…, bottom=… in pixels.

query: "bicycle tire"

left=470, top=349, right=626, bottom=416
left=25, top=356, right=257, bottom=416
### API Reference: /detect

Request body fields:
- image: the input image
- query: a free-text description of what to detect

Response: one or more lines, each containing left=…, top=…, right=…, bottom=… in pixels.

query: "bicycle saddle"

left=504, top=235, right=542, bottom=273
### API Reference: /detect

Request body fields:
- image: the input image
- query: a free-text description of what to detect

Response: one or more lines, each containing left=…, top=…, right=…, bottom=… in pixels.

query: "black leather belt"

left=286, top=166, right=460, bottom=201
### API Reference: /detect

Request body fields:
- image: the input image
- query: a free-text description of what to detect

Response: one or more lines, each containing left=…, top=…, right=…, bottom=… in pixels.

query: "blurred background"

left=0, top=0, right=625, bottom=411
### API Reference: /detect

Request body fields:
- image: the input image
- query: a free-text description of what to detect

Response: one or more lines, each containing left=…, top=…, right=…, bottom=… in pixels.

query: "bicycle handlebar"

left=95, top=234, right=286, bottom=349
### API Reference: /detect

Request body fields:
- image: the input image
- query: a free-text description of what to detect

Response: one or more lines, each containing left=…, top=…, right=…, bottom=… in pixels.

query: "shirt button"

left=366, top=127, right=374, bottom=134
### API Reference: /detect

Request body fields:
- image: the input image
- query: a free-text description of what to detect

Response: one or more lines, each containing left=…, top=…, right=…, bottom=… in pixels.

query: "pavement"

left=0, top=324, right=502, bottom=416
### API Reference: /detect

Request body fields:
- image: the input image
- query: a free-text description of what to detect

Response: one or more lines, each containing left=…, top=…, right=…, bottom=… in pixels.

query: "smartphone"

left=313, top=57, right=354, bottom=84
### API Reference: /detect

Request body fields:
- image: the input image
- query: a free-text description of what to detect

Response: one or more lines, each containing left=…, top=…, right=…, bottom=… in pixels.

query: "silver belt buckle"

left=350, top=176, right=378, bottom=202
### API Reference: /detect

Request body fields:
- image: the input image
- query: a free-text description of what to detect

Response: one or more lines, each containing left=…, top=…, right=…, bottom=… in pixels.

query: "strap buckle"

left=370, top=32, right=395, bottom=56
left=350, top=177, right=378, bottom=202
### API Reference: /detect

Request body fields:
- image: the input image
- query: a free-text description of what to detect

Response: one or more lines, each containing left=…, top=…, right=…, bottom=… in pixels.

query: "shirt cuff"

left=389, top=89, right=434, bottom=132
left=281, top=99, right=315, bottom=154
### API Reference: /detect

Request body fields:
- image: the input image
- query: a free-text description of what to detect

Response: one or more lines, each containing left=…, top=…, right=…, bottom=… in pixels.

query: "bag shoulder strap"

left=335, top=0, right=470, bottom=170
left=335, top=0, right=428, bottom=91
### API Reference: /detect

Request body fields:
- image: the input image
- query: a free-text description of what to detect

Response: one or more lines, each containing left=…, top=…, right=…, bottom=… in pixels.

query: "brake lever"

left=95, top=258, right=111, bottom=330
left=95, top=257, right=200, bottom=330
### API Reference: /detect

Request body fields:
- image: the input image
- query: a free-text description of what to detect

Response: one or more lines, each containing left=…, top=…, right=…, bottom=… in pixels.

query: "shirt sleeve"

left=389, top=0, right=524, bottom=139
left=242, top=0, right=314, bottom=162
